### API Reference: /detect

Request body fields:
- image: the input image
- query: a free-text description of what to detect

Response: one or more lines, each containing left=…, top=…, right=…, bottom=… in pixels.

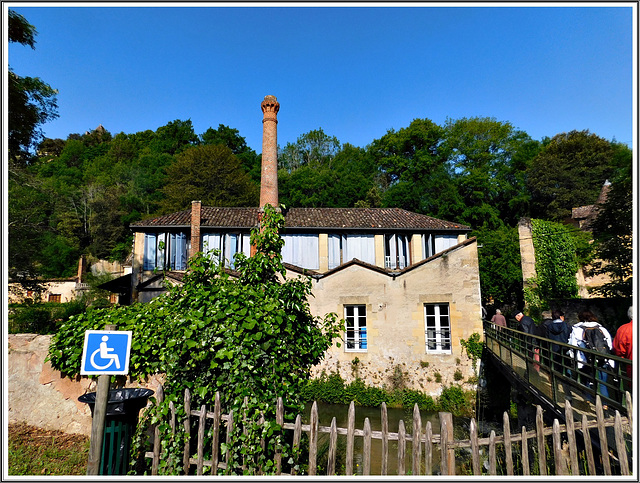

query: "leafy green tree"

left=201, top=124, right=261, bottom=182
left=588, top=142, right=633, bottom=297
left=159, top=144, right=258, bottom=213
left=48, top=205, right=341, bottom=475
left=474, top=225, right=523, bottom=308
left=149, top=119, right=199, bottom=155
left=527, top=130, right=615, bottom=221
left=443, top=117, right=539, bottom=229
left=369, top=119, right=463, bottom=220
left=279, top=128, right=340, bottom=172
left=8, top=10, right=58, bottom=165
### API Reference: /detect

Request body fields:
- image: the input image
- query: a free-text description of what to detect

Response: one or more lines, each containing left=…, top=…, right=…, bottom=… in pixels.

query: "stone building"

left=122, top=96, right=484, bottom=395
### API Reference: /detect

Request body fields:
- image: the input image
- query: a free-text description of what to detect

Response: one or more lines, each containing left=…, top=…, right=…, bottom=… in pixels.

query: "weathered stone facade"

left=306, top=238, right=483, bottom=395
left=7, top=334, right=161, bottom=436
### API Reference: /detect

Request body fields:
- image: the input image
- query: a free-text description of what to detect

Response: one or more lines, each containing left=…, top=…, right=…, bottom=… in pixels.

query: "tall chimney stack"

left=260, top=95, right=280, bottom=208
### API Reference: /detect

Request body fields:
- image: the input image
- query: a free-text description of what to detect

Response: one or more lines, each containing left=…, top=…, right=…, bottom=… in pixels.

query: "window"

left=424, top=303, right=451, bottom=353
left=385, top=234, right=410, bottom=269
left=343, top=234, right=376, bottom=265
left=281, top=234, right=319, bottom=269
left=48, top=294, right=61, bottom=303
left=345, top=305, right=367, bottom=351
left=109, top=293, right=118, bottom=304
left=422, top=234, right=459, bottom=259
left=202, top=232, right=251, bottom=269
left=143, top=232, right=188, bottom=270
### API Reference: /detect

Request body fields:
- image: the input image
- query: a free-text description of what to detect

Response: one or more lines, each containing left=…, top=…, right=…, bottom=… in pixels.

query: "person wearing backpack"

left=546, top=309, right=571, bottom=372
left=568, top=310, right=614, bottom=404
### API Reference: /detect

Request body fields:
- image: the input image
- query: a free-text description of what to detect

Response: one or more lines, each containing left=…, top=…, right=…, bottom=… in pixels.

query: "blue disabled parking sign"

left=80, top=330, right=132, bottom=375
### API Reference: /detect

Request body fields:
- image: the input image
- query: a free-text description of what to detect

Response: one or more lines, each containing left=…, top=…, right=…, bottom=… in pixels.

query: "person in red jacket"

left=613, top=306, right=633, bottom=391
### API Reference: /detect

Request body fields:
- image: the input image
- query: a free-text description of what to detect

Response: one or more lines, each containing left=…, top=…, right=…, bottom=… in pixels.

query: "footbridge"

left=483, top=320, right=633, bottom=423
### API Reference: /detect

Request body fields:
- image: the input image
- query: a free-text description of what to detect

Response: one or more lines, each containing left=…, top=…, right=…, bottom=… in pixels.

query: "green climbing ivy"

left=47, top=205, right=342, bottom=475
left=528, top=219, right=579, bottom=306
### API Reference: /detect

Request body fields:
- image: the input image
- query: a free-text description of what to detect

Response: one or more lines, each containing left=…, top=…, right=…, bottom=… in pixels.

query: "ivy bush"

left=300, top=371, right=477, bottom=417
left=47, top=205, right=341, bottom=475
left=527, top=219, right=579, bottom=308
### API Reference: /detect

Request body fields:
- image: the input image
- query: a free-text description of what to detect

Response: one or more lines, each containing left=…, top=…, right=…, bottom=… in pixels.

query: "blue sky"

left=6, top=3, right=636, bottom=153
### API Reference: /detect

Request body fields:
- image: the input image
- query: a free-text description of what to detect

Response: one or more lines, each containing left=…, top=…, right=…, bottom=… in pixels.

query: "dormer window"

left=384, top=234, right=410, bottom=269
left=143, top=232, right=188, bottom=270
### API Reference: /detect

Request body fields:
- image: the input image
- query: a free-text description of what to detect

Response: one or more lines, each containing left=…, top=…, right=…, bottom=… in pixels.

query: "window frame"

left=424, top=303, right=452, bottom=354
left=143, top=231, right=189, bottom=271
left=344, top=304, right=368, bottom=352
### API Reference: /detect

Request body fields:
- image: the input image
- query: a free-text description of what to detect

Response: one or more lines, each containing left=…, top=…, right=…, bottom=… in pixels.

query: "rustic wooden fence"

left=144, top=385, right=632, bottom=476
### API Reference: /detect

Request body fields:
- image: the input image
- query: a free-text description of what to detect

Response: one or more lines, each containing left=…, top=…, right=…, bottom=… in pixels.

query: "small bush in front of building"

left=8, top=300, right=87, bottom=334
left=453, top=369, right=464, bottom=381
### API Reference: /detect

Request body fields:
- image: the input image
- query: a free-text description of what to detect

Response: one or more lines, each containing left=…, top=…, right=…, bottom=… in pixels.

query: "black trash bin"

left=79, top=388, right=154, bottom=475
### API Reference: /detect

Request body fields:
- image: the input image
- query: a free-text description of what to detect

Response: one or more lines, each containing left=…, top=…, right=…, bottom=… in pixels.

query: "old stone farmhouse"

left=114, top=96, right=484, bottom=395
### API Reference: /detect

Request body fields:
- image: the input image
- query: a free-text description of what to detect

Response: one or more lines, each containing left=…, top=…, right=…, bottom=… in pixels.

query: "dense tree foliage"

left=527, top=130, right=616, bottom=221
left=8, top=10, right=58, bottom=166
left=159, top=144, right=259, bottom=213
left=588, top=142, right=633, bottom=297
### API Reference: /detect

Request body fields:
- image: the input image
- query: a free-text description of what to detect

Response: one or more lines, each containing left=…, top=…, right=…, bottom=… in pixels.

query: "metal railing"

left=483, top=320, right=632, bottom=417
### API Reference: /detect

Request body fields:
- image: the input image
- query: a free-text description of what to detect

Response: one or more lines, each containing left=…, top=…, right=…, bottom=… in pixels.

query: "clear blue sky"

left=6, top=3, right=635, bottom=153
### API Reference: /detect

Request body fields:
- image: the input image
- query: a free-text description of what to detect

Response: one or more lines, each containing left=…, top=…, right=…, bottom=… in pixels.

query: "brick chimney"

left=190, top=200, right=202, bottom=259
left=260, top=95, right=280, bottom=208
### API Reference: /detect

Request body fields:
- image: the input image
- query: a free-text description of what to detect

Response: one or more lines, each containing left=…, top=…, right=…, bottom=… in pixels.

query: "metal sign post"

left=81, top=325, right=132, bottom=475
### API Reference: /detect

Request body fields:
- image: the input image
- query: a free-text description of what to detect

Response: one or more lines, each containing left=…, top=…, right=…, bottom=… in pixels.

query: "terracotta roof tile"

left=130, top=207, right=470, bottom=232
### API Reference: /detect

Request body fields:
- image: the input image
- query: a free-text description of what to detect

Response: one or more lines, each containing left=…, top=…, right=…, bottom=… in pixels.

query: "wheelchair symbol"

left=90, top=335, right=121, bottom=370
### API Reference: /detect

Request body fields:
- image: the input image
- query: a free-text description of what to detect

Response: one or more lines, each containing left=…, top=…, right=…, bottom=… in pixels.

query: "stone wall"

left=7, top=334, right=161, bottom=436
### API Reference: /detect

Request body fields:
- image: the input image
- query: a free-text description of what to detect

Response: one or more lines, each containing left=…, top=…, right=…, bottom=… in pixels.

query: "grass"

left=8, top=423, right=90, bottom=475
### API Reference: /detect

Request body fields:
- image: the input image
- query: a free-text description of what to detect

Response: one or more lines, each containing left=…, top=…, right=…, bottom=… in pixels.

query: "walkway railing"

left=483, top=320, right=632, bottom=417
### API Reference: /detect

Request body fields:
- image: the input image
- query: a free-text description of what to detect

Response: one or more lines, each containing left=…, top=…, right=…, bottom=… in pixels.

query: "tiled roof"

left=130, top=207, right=470, bottom=231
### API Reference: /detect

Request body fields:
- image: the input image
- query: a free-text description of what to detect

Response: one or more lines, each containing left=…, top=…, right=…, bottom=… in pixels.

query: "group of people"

left=490, top=306, right=633, bottom=405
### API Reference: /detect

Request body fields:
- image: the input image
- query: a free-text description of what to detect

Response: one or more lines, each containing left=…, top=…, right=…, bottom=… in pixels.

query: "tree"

left=588, top=142, right=633, bottom=297
left=527, top=130, right=615, bottom=221
left=8, top=10, right=58, bottom=165
left=201, top=124, right=261, bottom=182
left=443, top=117, right=539, bottom=229
left=278, top=128, right=340, bottom=172
left=474, top=225, right=523, bottom=308
left=368, top=118, right=463, bottom=220
left=48, top=205, right=341, bottom=474
left=159, top=144, right=258, bottom=213
left=149, top=119, right=199, bottom=155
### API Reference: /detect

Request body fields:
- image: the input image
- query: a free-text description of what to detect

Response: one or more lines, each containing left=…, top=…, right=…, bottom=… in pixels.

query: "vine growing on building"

left=527, top=219, right=579, bottom=307
left=47, top=205, right=341, bottom=475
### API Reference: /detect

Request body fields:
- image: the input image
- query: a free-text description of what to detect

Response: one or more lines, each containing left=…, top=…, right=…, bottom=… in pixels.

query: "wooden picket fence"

left=144, top=385, right=633, bottom=476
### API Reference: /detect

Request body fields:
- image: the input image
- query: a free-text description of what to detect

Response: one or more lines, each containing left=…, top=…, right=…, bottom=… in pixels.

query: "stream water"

left=302, top=401, right=471, bottom=475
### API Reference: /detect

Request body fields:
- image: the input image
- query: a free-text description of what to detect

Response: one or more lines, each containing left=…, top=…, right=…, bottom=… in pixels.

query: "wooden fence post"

left=196, top=404, right=206, bottom=475
left=470, top=418, right=480, bottom=475
left=521, top=425, right=529, bottom=476
left=291, top=414, right=302, bottom=476
left=412, top=404, right=422, bottom=475
left=439, top=412, right=455, bottom=475
left=489, top=430, right=496, bottom=475
left=211, top=392, right=221, bottom=475
left=327, top=417, right=337, bottom=475
left=308, top=401, right=318, bottom=476
left=614, top=410, right=630, bottom=475
left=183, top=388, right=191, bottom=475
left=397, top=419, right=406, bottom=475
left=536, top=405, right=547, bottom=475
left=381, top=402, right=388, bottom=475
left=581, top=413, right=596, bottom=475
left=503, top=411, right=513, bottom=475
left=363, top=417, right=371, bottom=475
left=151, top=384, right=163, bottom=475
left=596, top=396, right=611, bottom=475
left=275, top=397, right=283, bottom=475
left=346, top=401, right=355, bottom=475
left=564, top=400, right=579, bottom=474
left=424, top=420, right=433, bottom=476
